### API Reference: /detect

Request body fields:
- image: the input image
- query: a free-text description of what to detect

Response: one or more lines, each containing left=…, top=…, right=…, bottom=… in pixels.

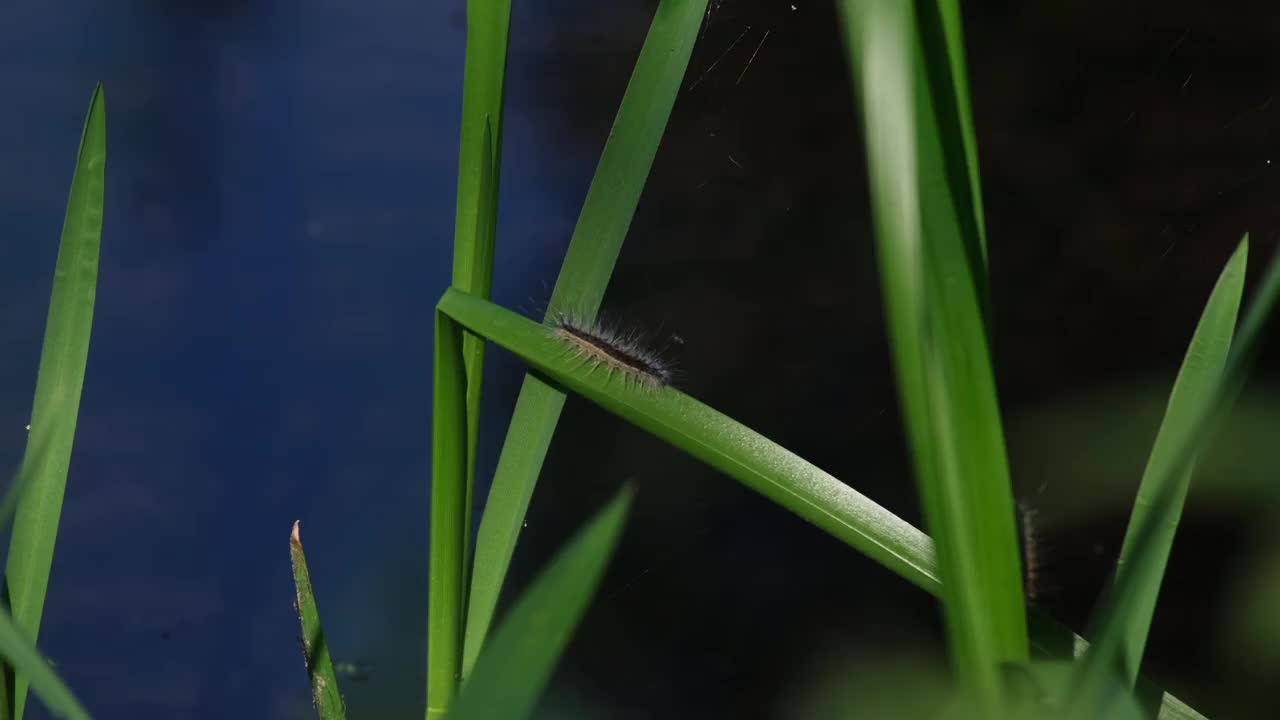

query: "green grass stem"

left=427, top=311, right=469, bottom=719
left=439, top=0, right=511, bottom=709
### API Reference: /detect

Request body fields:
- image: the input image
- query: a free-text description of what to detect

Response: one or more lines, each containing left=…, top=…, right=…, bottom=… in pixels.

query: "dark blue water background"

left=0, top=1, right=609, bottom=716
left=5, top=1, right=1280, bottom=718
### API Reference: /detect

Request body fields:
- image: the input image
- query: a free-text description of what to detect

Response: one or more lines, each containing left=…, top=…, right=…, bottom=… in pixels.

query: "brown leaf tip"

left=291, top=520, right=301, bottom=545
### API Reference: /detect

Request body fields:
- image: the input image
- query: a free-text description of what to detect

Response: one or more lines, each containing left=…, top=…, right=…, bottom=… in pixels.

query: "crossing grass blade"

left=1070, top=238, right=1280, bottom=714
left=289, top=523, right=346, bottom=720
left=919, top=0, right=990, bottom=279
left=461, top=0, right=709, bottom=679
left=4, top=84, right=105, bottom=720
left=1110, top=239, right=1247, bottom=686
left=440, top=288, right=1212, bottom=719
left=439, top=288, right=941, bottom=592
left=0, top=608, right=89, bottom=720
left=449, top=485, right=633, bottom=720
left=837, top=0, right=1025, bottom=705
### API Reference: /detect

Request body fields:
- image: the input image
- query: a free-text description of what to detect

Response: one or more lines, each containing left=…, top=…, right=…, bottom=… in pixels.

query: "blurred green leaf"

left=289, top=522, right=346, bottom=720
left=917, top=0, right=991, bottom=310
left=837, top=0, right=1025, bottom=704
left=4, top=83, right=104, bottom=720
left=1006, top=381, right=1280, bottom=529
left=463, top=0, right=709, bottom=678
left=0, top=608, right=88, bottom=720
left=1019, top=661, right=1145, bottom=720
left=449, top=485, right=634, bottom=720
left=783, top=651, right=952, bottom=720
left=1110, top=239, right=1247, bottom=686
left=1026, top=613, right=1207, bottom=720
left=1224, top=520, right=1280, bottom=678
left=1072, top=237, right=1280, bottom=714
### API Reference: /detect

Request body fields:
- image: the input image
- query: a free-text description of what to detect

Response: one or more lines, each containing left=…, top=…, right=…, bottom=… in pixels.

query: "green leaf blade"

left=290, top=523, right=346, bottom=720
left=919, top=0, right=990, bottom=274
left=1072, top=237, right=1280, bottom=712
left=443, top=0, right=511, bottom=709
left=443, top=289, right=1213, bottom=719
left=439, top=289, right=941, bottom=594
left=449, top=485, right=634, bottom=720
left=5, top=83, right=105, bottom=720
left=458, top=380, right=565, bottom=670
left=0, top=609, right=89, bottom=720
left=837, top=0, right=1025, bottom=704
left=1111, top=239, right=1247, bottom=685
left=461, top=0, right=709, bottom=678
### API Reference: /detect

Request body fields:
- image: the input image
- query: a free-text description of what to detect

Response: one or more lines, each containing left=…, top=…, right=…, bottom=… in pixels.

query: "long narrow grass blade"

left=441, top=289, right=940, bottom=592
left=1110, top=239, right=1247, bottom=686
left=0, top=608, right=89, bottom=720
left=289, top=523, right=346, bottom=720
left=837, top=0, right=1025, bottom=704
left=447, top=0, right=511, bottom=699
left=452, top=0, right=510, bottom=282
left=462, top=0, right=709, bottom=677
left=0, top=377, right=82, bottom=720
left=463, top=381, right=563, bottom=673
left=919, top=0, right=989, bottom=275
left=1071, top=238, right=1280, bottom=712
left=0, top=433, right=53, bottom=538
left=427, top=311, right=469, bottom=719
left=457, top=119, right=497, bottom=622
left=909, top=0, right=1027, bottom=667
left=450, top=486, right=634, bottom=720
left=4, top=84, right=105, bottom=720
left=441, top=289, right=1213, bottom=719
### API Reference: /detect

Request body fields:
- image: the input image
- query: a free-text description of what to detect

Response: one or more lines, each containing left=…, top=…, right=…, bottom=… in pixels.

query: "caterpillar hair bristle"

left=548, top=312, right=676, bottom=390
left=1015, top=499, right=1041, bottom=604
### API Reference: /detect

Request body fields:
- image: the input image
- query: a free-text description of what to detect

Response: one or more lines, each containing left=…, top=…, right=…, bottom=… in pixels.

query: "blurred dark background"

left=1, top=0, right=1278, bottom=718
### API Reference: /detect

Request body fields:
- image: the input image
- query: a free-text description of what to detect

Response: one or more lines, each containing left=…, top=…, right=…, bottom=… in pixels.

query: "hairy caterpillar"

left=548, top=312, right=676, bottom=389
